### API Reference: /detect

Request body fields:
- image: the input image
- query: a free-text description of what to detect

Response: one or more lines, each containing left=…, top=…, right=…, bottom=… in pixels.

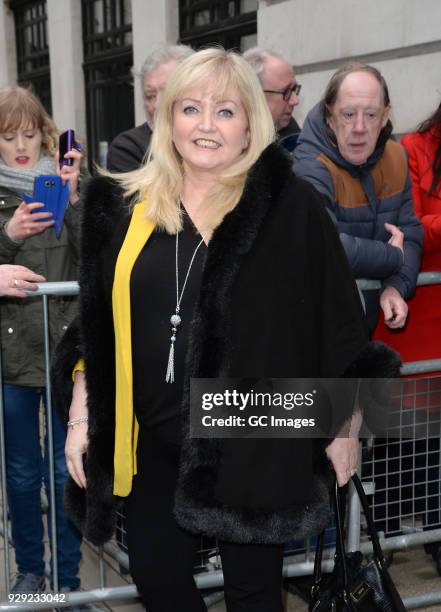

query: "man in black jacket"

left=107, top=45, right=193, bottom=172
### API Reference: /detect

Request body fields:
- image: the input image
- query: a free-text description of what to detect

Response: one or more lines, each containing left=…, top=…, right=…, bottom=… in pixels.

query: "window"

left=82, top=0, right=133, bottom=164
left=10, top=0, right=51, bottom=113
left=179, top=0, right=258, bottom=51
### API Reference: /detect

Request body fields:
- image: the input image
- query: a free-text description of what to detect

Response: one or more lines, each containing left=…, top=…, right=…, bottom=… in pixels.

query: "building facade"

left=0, top=0, right=440, bottom=163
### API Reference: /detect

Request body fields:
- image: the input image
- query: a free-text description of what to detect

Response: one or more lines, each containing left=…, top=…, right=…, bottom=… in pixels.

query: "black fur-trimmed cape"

left=52, top=144, right=401, bottom=545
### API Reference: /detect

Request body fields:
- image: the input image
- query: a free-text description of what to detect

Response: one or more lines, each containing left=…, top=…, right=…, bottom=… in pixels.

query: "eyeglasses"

left=263, top=83, right=302, bottom=101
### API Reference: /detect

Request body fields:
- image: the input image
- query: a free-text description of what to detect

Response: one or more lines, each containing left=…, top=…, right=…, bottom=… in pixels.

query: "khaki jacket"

left=0, top=185, right=82, bottom=386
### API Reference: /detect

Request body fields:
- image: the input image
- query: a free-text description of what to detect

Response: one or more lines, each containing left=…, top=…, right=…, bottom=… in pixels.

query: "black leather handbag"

left=309, top=474, right=406, bottom=611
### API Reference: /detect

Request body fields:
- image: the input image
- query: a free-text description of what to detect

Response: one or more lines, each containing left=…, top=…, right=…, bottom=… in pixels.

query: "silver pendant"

left=166, top=312, right=181, bottom=383
left=170, top=313, right=181, bottom=327
left=165, top=223, right=205, bottom=383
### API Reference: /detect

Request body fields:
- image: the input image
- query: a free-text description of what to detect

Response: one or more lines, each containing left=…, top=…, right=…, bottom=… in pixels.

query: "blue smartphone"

left=22, top=175, right=70, bottom=239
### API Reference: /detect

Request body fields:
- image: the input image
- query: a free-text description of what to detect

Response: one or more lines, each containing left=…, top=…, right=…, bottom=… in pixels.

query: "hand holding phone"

left=22, top=176, right=70, bottom=239
left=58, top=130, right=82, bottom=203
left=59, top=130, right=78, bottom=167
left=5, top=201, right=54, bottom=242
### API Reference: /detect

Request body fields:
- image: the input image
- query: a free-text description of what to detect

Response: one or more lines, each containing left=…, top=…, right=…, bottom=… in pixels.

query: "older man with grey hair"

left=243, top=47, right=301, bottom=150
left=107, top=44, right=193, bottom=172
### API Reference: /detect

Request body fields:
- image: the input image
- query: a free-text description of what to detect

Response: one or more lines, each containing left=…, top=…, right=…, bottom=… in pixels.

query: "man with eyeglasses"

left=293, top=63, right=422, bottom=334
left=243, top=48, right=301, bottom=151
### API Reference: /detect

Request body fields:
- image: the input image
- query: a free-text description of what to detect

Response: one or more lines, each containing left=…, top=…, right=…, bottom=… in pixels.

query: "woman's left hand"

left=325, top=436, right=359, bottom=487
left=56, top=148, right=82, bottom=204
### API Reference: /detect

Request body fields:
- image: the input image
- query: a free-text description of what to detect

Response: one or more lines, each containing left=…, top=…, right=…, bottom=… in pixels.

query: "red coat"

left=373, top=128, right=441, bottom=365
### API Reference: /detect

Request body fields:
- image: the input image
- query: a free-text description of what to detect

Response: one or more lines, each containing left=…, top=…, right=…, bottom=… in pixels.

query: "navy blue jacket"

left=293, top=103, right=423, bottom=299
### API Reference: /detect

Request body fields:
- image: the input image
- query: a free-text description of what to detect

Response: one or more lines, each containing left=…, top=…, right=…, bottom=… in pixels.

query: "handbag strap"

left=312, top=479, right=349, bottom=591
left=312, top=527, right=325, bottom=588
left=333, top=479, right=349, bottom=588
left=351, top=473, right=386, bottom=566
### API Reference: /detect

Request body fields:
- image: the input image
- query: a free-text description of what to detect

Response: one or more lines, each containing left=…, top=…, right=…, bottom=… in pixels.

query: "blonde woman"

left=54, top=49, right=398, bottom=611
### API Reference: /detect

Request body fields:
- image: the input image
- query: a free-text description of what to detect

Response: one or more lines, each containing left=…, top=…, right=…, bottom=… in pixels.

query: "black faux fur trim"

left=344, top=340, right=402, bottom=379
left=52, top=175, right=129, bottom=544
left=174, top=468, right=334, bottom=544
left=184, top=144, right=293, bottom=378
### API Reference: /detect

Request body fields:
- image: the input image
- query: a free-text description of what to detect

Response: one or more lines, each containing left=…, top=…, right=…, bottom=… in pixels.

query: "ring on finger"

left=13, top=279, right=19, bottom=288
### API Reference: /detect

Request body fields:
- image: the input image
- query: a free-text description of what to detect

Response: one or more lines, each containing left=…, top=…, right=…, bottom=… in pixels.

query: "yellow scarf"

left=112, top=201, right=155, bottom=495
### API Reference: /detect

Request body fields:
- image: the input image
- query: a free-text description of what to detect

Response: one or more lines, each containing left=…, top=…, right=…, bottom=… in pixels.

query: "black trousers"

left=125, top=422, right=284, bottom=612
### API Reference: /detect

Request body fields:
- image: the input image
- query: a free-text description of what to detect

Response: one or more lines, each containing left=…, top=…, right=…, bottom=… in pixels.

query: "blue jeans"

left=3, top=384, right=81, bottom=588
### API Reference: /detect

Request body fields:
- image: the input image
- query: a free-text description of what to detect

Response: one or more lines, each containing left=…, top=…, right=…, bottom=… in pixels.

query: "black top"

left=278, top=116, right=300, bottom=139
left=130, top=210, right=206, bottom=433
left=278, top=117, right=301, bottom=154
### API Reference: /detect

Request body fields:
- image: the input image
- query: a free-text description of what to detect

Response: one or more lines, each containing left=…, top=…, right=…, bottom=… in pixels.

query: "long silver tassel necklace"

left=165, top=217, right=205, bottom=383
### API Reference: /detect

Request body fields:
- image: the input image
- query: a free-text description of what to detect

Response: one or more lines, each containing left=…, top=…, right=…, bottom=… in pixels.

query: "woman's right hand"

left=0, top=264, right=45, bottom=297
left=56, top=148, right=83, bottom=204
left=66, top=371, right=89, bottom=488
left=5, top=202, right=54, bottom=241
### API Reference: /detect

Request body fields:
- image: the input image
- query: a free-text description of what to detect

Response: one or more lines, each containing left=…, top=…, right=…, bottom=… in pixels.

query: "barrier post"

left=0, top=349, right=11, bottom=594
left=43, top=294, right=58, bottom=592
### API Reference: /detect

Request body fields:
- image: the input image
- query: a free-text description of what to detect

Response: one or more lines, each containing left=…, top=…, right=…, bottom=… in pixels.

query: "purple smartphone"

left=59, top=129, right=76, bottom=167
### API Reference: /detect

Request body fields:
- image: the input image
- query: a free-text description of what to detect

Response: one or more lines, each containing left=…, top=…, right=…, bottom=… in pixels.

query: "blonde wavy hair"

left=0, top=86, right=59, bottom=157
left=115, top=47, right=276, bottom=234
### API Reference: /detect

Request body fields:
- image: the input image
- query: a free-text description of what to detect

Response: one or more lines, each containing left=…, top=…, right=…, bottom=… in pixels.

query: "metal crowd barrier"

left=0, top=273, right=440, bottom=610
